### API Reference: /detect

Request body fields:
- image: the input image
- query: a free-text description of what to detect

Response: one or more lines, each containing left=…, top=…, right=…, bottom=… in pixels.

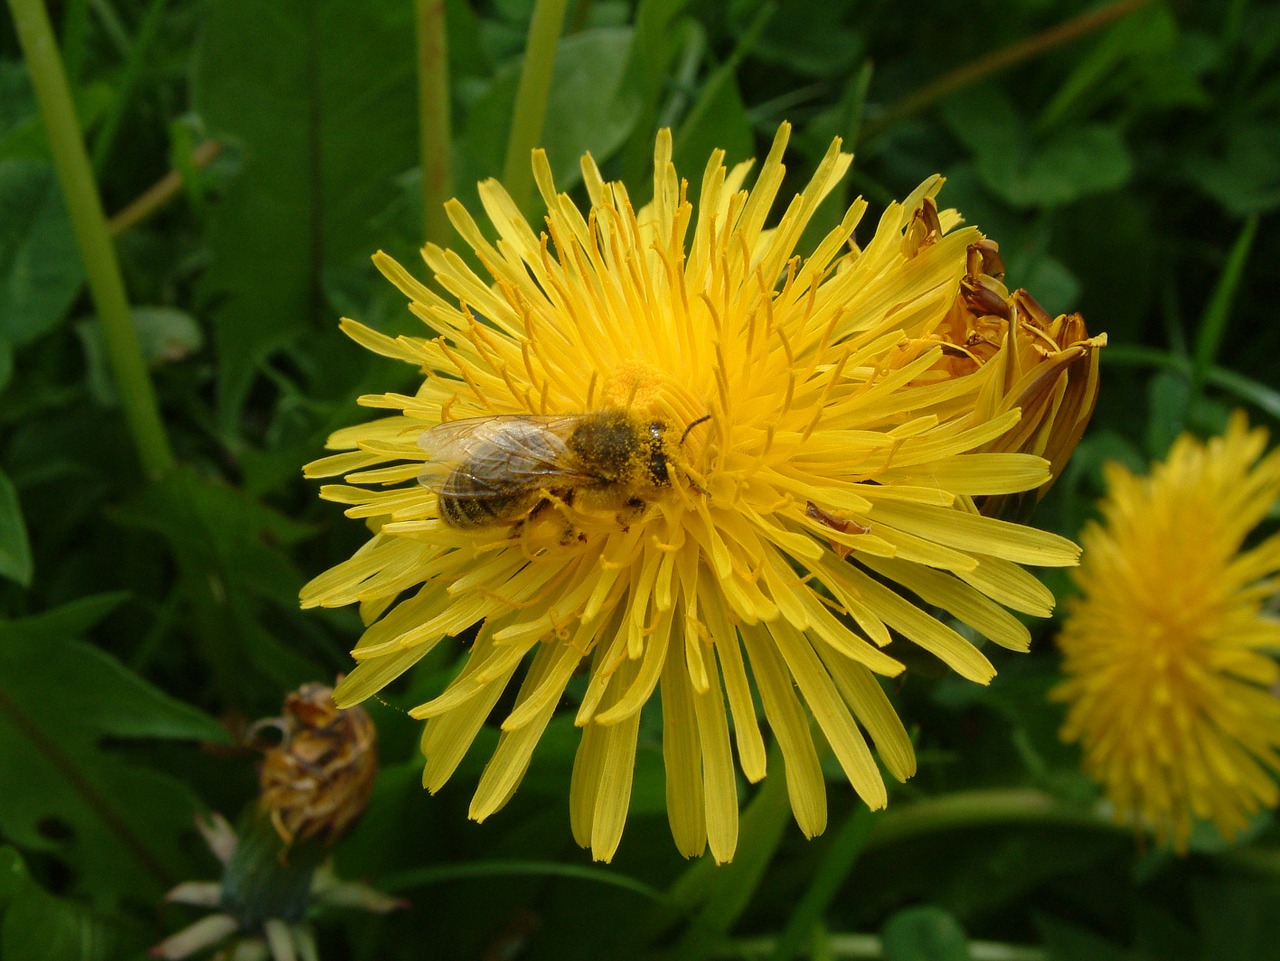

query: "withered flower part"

left=910, top=234, right=1107, bottom=519
left=254, top=682, right=378, bottom=853
left=152, top=685, right=397, bottom=961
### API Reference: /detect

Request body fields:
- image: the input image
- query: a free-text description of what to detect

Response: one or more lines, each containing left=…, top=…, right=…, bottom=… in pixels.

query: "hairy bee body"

left=419, top=410, right=674, bottom=531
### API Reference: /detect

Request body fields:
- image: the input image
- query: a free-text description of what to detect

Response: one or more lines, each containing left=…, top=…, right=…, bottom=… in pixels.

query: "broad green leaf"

left=0, top=623, right=227, bottom=904
left=943, top=90, right=1133, bottom=208
left=978, top=125, right=1133, bottom=210
left=881, top=906, right=969, bottom=961
left=192, top=0, right=420, bottom=428
left=0, top=593, right=128, bottom=643
left=1188, top=125, right=1280, bottom=216
left=0, top=470, right=32, bottom=586
left=0, top=160, right=83, bottom=347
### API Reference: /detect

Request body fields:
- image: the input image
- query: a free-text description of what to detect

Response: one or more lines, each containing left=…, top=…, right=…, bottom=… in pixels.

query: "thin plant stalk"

left=417, top=0, right=452, bottom=246
left=501, top=0, right=569, bottom=213
left=660, top=740, right=793, bottom=961
left=858, top=0, right=1151, bottom=143
left=108, top=138, right=222, bottom=238
left=9, top=0, right=175, bottom=480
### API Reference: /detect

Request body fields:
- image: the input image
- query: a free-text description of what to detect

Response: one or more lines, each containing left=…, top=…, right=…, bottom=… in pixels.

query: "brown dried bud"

left=940, top=243, right=1107, bottom=518
left=254, top=683, right=378, bottom=853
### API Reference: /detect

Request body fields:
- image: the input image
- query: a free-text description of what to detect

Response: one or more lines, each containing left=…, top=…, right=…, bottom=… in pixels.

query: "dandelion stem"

left=501, top=0, right=569, bottom=213
left=416, top=0, right=452, bottom=246
left=864, top=788, right=1120, bottom=851
left=858, top=0, right=1152, bottom=143
left=9, top=0, right=175, bottom=480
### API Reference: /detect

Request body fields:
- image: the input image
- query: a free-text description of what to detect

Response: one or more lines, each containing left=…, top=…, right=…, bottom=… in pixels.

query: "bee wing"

left=416, top=414, right=587, bottom=494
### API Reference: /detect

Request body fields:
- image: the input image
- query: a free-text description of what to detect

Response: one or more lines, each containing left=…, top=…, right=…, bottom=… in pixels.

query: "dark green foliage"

left=2, top=0, right=1280, bottom=959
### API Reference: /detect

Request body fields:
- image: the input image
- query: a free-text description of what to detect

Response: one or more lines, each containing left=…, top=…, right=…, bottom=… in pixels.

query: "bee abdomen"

left=438, top=468, right=529, bottom=528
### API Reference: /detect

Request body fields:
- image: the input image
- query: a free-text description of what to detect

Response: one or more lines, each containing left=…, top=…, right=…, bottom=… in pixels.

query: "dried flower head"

left=888, top=218, right=1106, bottom=519
left=254, top=682, right=378, bottom=852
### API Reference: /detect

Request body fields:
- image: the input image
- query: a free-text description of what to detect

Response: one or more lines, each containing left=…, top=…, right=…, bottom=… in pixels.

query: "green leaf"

left=0, top=875, right=136, bottom=961
left=75, top=306, right=206, bottom=404
left=192, top=0, right=420, bottom=428
left=0, top=159, right=83, bottom=347
left=1145, top=370, right=1191, bottom=459
left=0, top=592, right=128, bottom=643
left=1036, top=914, right=1132, bottom=961
left=109, top=468, right=325, bottom=700
left=0, top=470, right=32, bottom=586
left=881, top=906, right=969, bottom=961
left=1188, top=125, right=1280, bottom=216
left=1192, top=877, right=1280, bottom=961
left=0, top=846, right=27, bottom=908
left=943, top=89, right=1132, bottom=208
left=978, top=125, right=1133, bottom=210
left=0, top=622, right=227, bottom=904
left=0, top=339, right=12, bottom=391
left=733, top=0, right=862, bottom=78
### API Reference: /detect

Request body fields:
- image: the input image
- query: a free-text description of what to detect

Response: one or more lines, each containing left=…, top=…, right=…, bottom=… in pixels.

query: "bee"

left=418, top=409, right=704, bottom=530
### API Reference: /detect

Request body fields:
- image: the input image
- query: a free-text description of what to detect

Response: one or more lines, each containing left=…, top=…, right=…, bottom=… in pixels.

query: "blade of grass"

left=767, top=807, right=875, bottom=961
left=1191, top=215, right=1258, bottom=395
left=858, top=0, right=1151, bottom=144
left=501, top=0, right=570, bottom=214
left=90, top=0, right=170, bottom=173
left=417, top=0, right=452, bottom=246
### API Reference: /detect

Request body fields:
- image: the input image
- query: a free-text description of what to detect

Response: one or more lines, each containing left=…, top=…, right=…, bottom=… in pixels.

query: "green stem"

left=108, top=138, right=222, bottom=238
left=379, top=859, right=666, bottom=903
left=9, top=0, right=175, bottom=480
left=724, top=933, right=1046, bottom=961
left=416, top=0, right=452, bottom=246
left=768, top=807, right=875, bottom=961
left=660, top=740, right=794, bottom=961
left=864, top=788, right=1120, bottom=852
left=858, top=0, right=1152, bottom=144
left=501, top=0, right=570, bottom=213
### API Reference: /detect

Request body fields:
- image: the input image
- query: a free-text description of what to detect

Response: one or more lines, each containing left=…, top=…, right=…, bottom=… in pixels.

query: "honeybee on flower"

left=302, top=123, right=1098, bottom=862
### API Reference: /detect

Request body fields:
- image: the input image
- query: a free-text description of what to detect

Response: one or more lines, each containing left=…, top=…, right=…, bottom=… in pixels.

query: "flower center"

left=599, top=361, right=665, bottom=412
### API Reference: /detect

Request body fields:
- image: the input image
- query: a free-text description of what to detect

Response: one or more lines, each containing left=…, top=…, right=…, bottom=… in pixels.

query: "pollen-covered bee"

left=418, top=409, right=702, bottom=530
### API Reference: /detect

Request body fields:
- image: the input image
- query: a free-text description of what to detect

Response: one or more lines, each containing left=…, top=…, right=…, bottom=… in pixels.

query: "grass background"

left=2, top=0, right=1280, bottom=958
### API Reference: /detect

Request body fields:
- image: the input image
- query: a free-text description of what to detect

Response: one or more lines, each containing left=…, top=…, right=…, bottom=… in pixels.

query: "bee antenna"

left=679, top=414, right=712, bottom=447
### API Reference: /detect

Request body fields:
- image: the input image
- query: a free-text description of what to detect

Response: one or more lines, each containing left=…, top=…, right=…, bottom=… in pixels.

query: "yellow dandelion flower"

left=1054, top=413, right=1280, bottom=850
left=301, top=124, right=1083, bottom=863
